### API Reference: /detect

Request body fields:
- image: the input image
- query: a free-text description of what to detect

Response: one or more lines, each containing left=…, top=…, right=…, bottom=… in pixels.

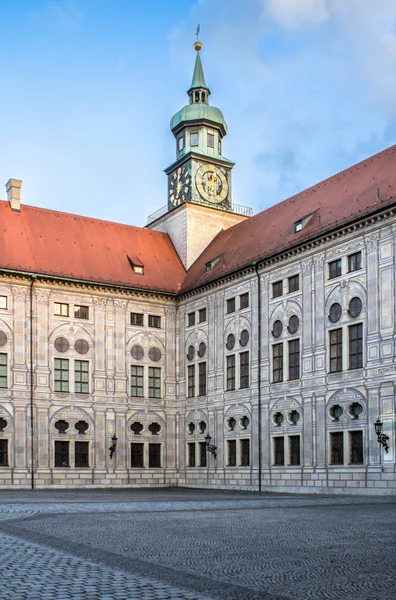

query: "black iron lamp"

left=374, top=418, right=389, bottom=454
left=109, top=434, right=118, bottom=459
left=205, top=433, right=217, bottom=459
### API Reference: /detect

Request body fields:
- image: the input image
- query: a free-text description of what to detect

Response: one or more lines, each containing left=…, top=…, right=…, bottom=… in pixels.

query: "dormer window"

left=205, top=256, right=221, bottom=272
left=178, top=136, right=184, bottom=151
left=190, top=132, right=198, bottom=146
left=127, top=255, right=144, bottom=276
left=207, top=133, right=214, bottom=148
left=294, top=211, right=315, bottom=234
left=133, top=265, right=144, bottom=275
left=294, top=221, right=303, bottom=233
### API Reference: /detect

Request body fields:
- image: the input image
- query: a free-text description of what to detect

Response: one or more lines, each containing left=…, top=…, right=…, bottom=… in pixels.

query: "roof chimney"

left=6, top=179, right=22, bottom=211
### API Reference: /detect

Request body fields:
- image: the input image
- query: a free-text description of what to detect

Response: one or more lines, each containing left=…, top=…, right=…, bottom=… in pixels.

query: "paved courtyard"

left=0, top=489, right=395, bottom=600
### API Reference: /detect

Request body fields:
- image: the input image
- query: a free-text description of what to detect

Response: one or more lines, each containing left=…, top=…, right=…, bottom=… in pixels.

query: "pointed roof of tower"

left=189, top=47, right=209, bottom=91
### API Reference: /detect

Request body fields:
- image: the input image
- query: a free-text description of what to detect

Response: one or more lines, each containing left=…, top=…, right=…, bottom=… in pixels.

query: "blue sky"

left=1, top=0, right=396, bottom=226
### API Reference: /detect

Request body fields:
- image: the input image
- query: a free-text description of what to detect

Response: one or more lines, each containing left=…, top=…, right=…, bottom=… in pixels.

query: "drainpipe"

left=29, top=275, right=37, bottom=489
left=254, top=263, right=262, bottom=492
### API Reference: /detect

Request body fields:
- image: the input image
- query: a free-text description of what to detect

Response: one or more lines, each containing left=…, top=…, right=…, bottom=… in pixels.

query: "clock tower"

left=148, top=39, right=251, bottom=269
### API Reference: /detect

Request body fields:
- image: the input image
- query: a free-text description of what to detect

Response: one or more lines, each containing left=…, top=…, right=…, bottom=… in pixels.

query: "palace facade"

left=0, top=43, right=395, bottom=493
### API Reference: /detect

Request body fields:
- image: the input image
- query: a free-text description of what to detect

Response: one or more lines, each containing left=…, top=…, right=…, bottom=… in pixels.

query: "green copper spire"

left=190, top=50, right=208, bottom=90
left=187, top=41, right=210, bottom=102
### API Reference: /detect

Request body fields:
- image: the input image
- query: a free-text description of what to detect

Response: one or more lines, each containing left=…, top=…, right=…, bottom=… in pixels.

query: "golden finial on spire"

left=194, top=24, right=202, bottom=51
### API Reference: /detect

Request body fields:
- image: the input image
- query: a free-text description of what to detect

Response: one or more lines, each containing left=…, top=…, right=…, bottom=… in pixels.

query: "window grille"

left=227, top=417, right=236, bottom=431
left=329, top=329, right=342, bottom=373
left=0, top=440, right=8, bottom=466
left=329, top=303, right=342, bottom=323
left=328, top=259, right=342, bottom=279
left=75, top=441, right=89, bottom=468
left=187, top=422, right=195, bottom=434
left=131, top=443, right=144, bottom=467
left=131, top=345, right=144, bottom=360
left=54, top=337, right=69, bottom=353
left=348, top=251, right=362, bottom=272
left=330, top=405, right=343, bottom=420
left=273, top=437, right=285, bottom=466
left=289, top=435, right=300, bottom=465
left=226, top=334, right=235, bottom=350
left=199, top=442, right=207, bottom=467
left=131, top=365, right=144, bottom=397
left=272, top=343, right=283, bottom=383
left=227, top=440, right=236, bottom=466
left=54, top=420, right=69, bottom=433
left=130, top=313, right=144, bottom=326
left=0, top=296, right=7, bottom=310
left=0, top=418, right=7, bottom=432
left=148, top=367, right=161, bottom=398
left=349, top=324, right=363, bottom=369
left=54, top=302, right=69, bottom=316
left=187, top=365, right=195, bottom=398
left=75, top=360, right=89, bottom=393
left=187, top=345, right=195, bottom=361
left=149, top=347, right=161, bottom=362
left=239, top=293, right=249, bottom=309
left=188, top=312, right=195, bottom=327
left=131, top=422, right=143, bottom=435
left=148, top=422, right=161, bottom=435
left=226, top=355, right=235, bottom=391
left=198, top=420, right=206, bottom=433
left=240, top=330, right=249, bottom=347
left=188, top=442, right=196, bottom=467
left=240, top=351, right=249, bottom=389
left=0, top=353, right=7, bottom=388
left=198, top=342, right=206, bottom=358
left=330, top=432, right=344, bottom=465
left=348, top=297, right=362, bottom=318
left=288, top=275, right=299, bottom=293
left=148, top=443, right=161, bottom=468
left=349, top=431, right=363, bottom=465
left=240, top=439, right=250, bottom=466
left=74, top=305, right=89, bottom=319
left=198, top=308, right=207, bottom=323
left=0, top=331, right=7, bottom=347
left=54, top=440, right=70, bottom=467
left=288, top=339, right=300, bottom=380
left=226, top=298, right=236, bottom=314
left=272, top=320, right=283, bottom=338
left=289, top=410, right=300, bottom=424
left=198, top=362, right=207, bottom=396
left=273, top=412, right=284, bottom=426
left=349, top=402, right=363, bottom=419
left=240, top=416, right=250, bottom=429
left=75, top=420, right=89, bottom=434
left=272, top=281, right=283, bottom=298
left=148, top=315, right=161, bottom=328
left=75, top=339, right=89, bottom=355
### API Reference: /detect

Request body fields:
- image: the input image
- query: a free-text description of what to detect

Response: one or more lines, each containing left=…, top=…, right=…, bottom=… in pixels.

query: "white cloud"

left=263, top=0, right=330, bottom=29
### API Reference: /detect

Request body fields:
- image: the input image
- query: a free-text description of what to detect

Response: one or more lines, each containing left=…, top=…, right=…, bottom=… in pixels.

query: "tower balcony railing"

left=147, top=195, right=253, bottom=225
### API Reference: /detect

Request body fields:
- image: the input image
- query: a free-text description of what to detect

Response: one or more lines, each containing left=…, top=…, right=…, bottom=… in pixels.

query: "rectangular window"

left=272, top=343, right=283, bottom=383
left=329, top=259, right=342, bottom=279
left=239, top=293, right=249, bottom=309
left=148, top=315, right=161, bottom=328
left=131, top=443, right=144, bottom=468
left=329, top=329, right=343, bottom=373
left=226, top=298, right=236, bottom=314
left=54, top=302, right=69, bottom=317
left=199, top=442, right=207, bottom=467
left=330, top=432, right=344, bottom=465
left=348, top=251, right=362, bottom=273
left=0, top=440, right=8, bottom=466
left=226, top=355, right=235, bottom=391
left=188, top=442, right=196, bottom=467
left=198, top=308, right=207, bottom=323
left=349, top=431, right=363, bottom=465
left=0, top=354, right=7, bottom=388
left=187, top=365, right=195, bottom=398
left=288, top=339, right=300, bottom=380
left=75, top=441, right=89, bottom=468
left=74, top=305, right=89, bottom=319
left=240, top=439, right=250, bottom=466
left=198, top=362, right=207, bottom=396
left=149, top=443, right=161, bottom=468
left=130, top=312, right=144, bottom=326
left=190, top=132, right=198, bottom=146
left=227, top=440, right=236, bottom=466
left=240, top=351, right=249, bottom=389
left=207, top=133, right=214, bottom=148
left=0, top=296, right=7, bottom=310
left=148, top=367, right=161, bottom=398
left=274, top=437, right=285, bottom=466
left=54, top=358, right=69, bottom=393
left=54, top=440, right=69, bottom=467
left=288, top=275, right=299, bottom=293
left=131, top=365, right=144, bottom=397
left=349, top=324, right=363, bottom=370
left=272, top=281, right=283, bottom=298
left=178, top=136, right=184, bottom=151
left=74, top=360, right=89, bottom=394
left=188, top=312, right=195, bottom=327
left=289, top=435, right=301, bottom=466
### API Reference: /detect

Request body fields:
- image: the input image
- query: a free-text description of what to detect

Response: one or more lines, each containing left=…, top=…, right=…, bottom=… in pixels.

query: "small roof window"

left=127, top=255, right=144, bottom=275
left=294, top=211, right=316, bottom=234
left=205, top=256, right=221, bottom=272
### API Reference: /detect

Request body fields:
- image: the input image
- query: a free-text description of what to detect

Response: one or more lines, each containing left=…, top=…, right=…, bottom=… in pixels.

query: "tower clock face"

left=169, top=166, right=190, bottom=206
left=195, top=164, right=228, bottom=204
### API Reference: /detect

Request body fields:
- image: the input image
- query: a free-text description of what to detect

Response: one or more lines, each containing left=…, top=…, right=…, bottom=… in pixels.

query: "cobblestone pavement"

left=0, top=490, right=395, bottom=600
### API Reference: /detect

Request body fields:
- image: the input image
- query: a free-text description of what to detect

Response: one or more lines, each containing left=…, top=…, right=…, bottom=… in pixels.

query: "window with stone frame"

left=187, top=365, right=195, bottom=398
left=131, top=443, right=144, bottom=468
left=148, top=315, right=161, bottom=328
left=0, top=296, right=7, bottom=310
left=188, top=312, right=195, bottom=327
left=226, top=355, right=235, bottom=391
left=131, top=365, right=144, bottom=397
left=199, top=442, right=207, bottom=467
left=239, top=293, right=249, bottom=309
left=288, top=339, right=300, bottom=380
left=272, top=343, right=283, bottom=383
left=328, top=259, right=342, bottom=279
left=272, top=280, right=283, bottom=298
left=198, top=362, right=207, bottom=396
left=74, top=360, right=89, bottom=394
left=54, top=302, right=69, bottom=317
left=130, top=312, right=144, bottom=326
left=75, top=441, right=89, bottom=468
left=348, top=251, right=362, bottom=273
left=0, top=439, right=8, bottom=466
left=273, top=437, right=285, bottom=466
left=288, top=274, right=299, bottom=293
left=240, top=439, right=250, bottom=466
left=289, top=435, right=301, bottom=466
left=227, top=440, right=237, bottom=466
left=349, top=430, right=363, bottom=465
left=54, top=440, right=70, bottom=467
left=188, top=442, right=196, bottom=467
left=330, top=432, right=344, bottom=465
left=190, top=131, right=199, bottom=146
left=55, top=358, right=69, bottom=392
left=226, top=297, right=236, bottom=314
left=178, top=135, right=184, bottom=151
left=0, top=353, right=7, bottom=388
left=329, top=329, right=343, bottom=373
left=148, top=367, right=161, bottom=398
left=240, top=351, right=249, bottom=389
left=207, top=132, right=214, bottom=148
left=349, top=324, right=363, bottom=370
left=74, top=305, right=89, bottom=319
left=148, top=443, right=161, bottom=468
left=198, top=307, right=207, bottom=323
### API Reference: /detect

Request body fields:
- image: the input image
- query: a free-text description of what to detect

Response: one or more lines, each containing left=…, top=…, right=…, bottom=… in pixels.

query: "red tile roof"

left=181, top=144, right=396, bottom=292
left=0, top=202, right=185, bottom=294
